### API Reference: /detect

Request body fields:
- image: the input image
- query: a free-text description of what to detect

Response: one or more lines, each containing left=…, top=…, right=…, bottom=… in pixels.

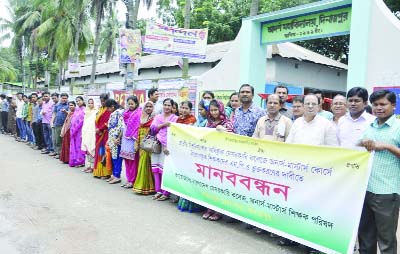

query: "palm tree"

left=36, top=0, right=90, bottom=87
left=89, top=0, right=110, bottom=86
left=99, top=10, right=119, bottom=62
left=0, top=56, right=18, bottom=82
left=181, top=0, right=191, bottom=79
left=250, top=0, right=260, bottom=16
left=123, top=0, right=154, bottom=29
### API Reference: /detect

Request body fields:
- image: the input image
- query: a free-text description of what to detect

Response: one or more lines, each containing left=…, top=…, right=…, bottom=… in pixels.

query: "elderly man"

left=358, top=90, right=400, bottom=254
left=331, top=94, right=347, bottom=125
left=308, top=88, right=334, bottom=121
left=286, top=94, right=338, bottom=253
left=274, top=85, right=293, bottom=119
left=337, top=87, right=375, bottom=150
left=286, top=94, right=338, bottom=146
left=253, top=94, right=292, bottom=141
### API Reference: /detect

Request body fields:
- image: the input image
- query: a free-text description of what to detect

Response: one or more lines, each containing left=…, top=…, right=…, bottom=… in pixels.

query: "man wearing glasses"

left=286, top=94, right=338, bottom=146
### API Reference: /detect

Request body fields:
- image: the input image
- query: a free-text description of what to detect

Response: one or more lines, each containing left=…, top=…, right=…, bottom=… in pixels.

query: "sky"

left=0, top=0, right=159, bottom=47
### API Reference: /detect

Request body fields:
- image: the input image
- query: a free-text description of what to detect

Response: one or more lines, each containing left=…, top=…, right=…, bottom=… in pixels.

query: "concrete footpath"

left=0, top=133, right=384, bottom=254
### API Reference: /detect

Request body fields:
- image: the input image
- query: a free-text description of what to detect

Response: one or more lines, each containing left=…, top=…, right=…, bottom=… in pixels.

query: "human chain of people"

left=0, top=84, right=399, bottom=254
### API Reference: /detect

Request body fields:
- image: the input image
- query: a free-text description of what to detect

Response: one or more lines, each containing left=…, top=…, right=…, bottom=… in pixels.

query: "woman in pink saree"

left=120, top=96, right=142, bottom=188
left=69, top=96, right=86, bottom=167
left=150, top=98, right=178, bottom=201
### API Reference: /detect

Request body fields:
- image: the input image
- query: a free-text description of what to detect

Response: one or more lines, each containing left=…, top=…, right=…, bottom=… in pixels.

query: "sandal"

left=208, top=212, right=222, bottom=221
left=157, top=195, right=170, bottom=201
left=152, top=193, right=162, bottom=200
left=202, top=209, right=213, bottom=220
left=109, top=178, right=121, bottom=184
left=122, top=183, right=133, bottom=189
left=105, top=176, right=114, bottom=182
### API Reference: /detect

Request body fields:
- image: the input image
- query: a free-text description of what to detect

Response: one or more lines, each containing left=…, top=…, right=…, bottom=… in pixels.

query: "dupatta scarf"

left=61, top=111, right=74, bottom=137
left=206, top=100, right=233, bottom=132
left=177, top=114, right=197, bottom=125
left=81, top=107, right=98, bottom=156
left=123, top=106, right=142, bottom=139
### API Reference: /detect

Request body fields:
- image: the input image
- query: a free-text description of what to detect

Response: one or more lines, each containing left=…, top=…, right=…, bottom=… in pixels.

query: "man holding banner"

left=358, top=90, right=400, bottom=254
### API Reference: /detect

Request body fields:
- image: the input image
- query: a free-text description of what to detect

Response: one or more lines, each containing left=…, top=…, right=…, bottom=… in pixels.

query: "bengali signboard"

left=112, top=90, right=146, bottom=108
left=143, top=22, right=208, bottom=59
left=261, top=5, right=352, bottom=44
left=68, top=62, right=80, bottom=75
left=163, top=124, right=371, bottom=254
left=373, top=86, right=400, bottom=116
left=119, top=28, right=142, bottom=64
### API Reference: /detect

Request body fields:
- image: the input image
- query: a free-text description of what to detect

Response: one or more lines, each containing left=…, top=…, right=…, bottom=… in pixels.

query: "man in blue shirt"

left=358, top=90, right=400, bottom=254
left=50, top=93, right=69, bottom=158
left=233, top=84, right=265, bottom=137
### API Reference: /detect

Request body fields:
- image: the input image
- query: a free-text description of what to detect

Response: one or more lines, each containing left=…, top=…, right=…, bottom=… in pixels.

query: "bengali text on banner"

left=162, top=123, right=372, bottom=254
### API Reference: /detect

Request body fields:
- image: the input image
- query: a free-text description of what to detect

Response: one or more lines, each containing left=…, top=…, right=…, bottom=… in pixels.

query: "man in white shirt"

left=286, top=94, right=338, bottom=146
left=146, top=88, right=162, bottom=114
left=337, top=87, right=375, bottom=150
left=15, top=92, right=26, bottom=141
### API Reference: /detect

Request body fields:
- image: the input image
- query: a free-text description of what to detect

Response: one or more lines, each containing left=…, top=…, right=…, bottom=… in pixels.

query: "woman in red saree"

left=60, top=102, right=75, bottom=164
left=93, top=94, right=112, bottom=179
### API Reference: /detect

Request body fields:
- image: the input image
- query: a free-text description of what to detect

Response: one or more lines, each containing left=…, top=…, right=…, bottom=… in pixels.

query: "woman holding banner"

left=133, top=101, right=156, bottom=195
left=176, top=101, right=204, bottom=212
left=195, top=100, right=208, bottom=127
left=202, top=100, right=233, bottom=221
left=150, top=98, right=178, bottom=201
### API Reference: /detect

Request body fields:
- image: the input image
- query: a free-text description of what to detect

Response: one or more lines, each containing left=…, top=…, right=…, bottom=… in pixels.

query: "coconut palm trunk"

left=89, top=1, right=105, bottom=86
left=182, top=0, right=191, bottom=79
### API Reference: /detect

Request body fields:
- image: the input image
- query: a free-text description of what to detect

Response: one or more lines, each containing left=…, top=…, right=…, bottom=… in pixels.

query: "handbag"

left=140, top=134, right=161, bottom=154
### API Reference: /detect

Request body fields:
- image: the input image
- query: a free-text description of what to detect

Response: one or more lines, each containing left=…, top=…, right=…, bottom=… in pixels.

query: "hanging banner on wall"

left=163, top=124, right=371, bottom=254
left=143, top=22, right=208, bottom=59
left=119, top=28, right=142, bottom=64
left=261, top=5, right=352, bottom=44
left=158, top=79, right=198, bottom=112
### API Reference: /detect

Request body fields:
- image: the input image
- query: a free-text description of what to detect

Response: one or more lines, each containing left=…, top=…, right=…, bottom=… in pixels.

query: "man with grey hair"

left=286, top=94, right=338, bottom=146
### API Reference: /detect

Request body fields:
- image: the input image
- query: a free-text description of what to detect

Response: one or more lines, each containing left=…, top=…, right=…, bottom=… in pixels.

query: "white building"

left=64, top=40, right=347, bottom=95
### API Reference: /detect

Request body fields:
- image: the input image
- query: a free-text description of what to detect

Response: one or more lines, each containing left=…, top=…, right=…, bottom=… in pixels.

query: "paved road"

left=0, top=133, right=388, bottom=254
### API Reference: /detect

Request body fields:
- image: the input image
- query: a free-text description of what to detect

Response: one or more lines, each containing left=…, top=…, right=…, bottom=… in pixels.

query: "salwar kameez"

left=108, top=109, right=124, bottom=178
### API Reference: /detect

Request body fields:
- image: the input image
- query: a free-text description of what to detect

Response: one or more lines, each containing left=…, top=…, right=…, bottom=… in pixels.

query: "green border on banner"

left=261, top=5, right=352, bottom=44
left=163, top=123, right=372, bottom=254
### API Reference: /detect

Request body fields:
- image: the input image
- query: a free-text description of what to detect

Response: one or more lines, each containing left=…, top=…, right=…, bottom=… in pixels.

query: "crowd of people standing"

left=0, top=84, right=399, bottom=254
